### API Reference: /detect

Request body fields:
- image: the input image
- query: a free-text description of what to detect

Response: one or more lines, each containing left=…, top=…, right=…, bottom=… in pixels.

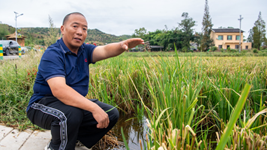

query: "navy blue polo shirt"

left=26, top=38, right=96, bottom=111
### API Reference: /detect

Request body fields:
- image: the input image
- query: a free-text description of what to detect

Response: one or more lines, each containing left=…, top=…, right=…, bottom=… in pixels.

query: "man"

left=26, top=12, right=144, bottom=150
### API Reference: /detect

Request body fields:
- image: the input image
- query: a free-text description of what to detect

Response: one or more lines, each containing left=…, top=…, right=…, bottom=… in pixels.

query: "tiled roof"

left=212, top=29, right=244, bottom=33
left=5, top=32, right=26, bottom=38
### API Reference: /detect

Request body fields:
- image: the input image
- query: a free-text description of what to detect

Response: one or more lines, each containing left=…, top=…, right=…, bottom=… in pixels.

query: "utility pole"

left=238, top=15, right=243, bottom=53
left=14, top=11, right=23, bottom=42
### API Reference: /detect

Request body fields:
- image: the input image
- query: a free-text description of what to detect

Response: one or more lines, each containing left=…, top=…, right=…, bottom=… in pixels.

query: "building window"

left=227, top=35, right=232, bottom=40
left=246, top=46, right=248, bottom=49
left=236, top=35, right=240, bottom=40
left=218, top=35, right=223, bottom=40
left=219, top=45, right=222, bottom=49
left=227, top=45, right=230, bottom=49
left=235, top=45, right=239, bottom=49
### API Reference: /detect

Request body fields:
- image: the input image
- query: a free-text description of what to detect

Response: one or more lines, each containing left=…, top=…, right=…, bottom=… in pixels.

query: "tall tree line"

left=133, top=12, right=196, bottom=51
left=133, top=0, right=213, bottom=52
left=248, top=12, right=266, bottom=49
left=201, top=0, right=213, bottom=51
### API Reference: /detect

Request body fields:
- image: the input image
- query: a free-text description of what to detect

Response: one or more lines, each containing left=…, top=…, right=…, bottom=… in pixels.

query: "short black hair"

left=63, top=12, right=85, bottom=25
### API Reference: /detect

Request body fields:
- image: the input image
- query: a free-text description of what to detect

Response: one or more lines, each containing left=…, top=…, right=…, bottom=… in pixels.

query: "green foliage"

left=0, top=52, right=42, bottom=131
left=230, top=49, right=238, bottom=52
left=44, top=16, right=60, bottom=47
left=211, top=46, right=217, bottom=51
left=132, top=13, right=196, bottom=51
left=132, top=27, right=147, bottom=39
left=118, top=34, right=131, bottom=40
left=133, top=28, right=186, bottom=51
left=182, top=46, right=188, bottom=52
left=201, top=0, right=213, bottom=51
left=253, top=49, right=258, bottom=53
left=247, top=29, right=253, bottom=43
left=0, top=24, right=10, bottom=40
left=19, top=25, right=127, bottom=46
left=194, top=32, right=203, bottom=49
left=253, top=26, right=261, bottom=49
left=86, top=29, right=126, bottom=44
left=197, top=46, right=201, bottom=51
left=179, top=12, right=196, bottom=49
left=251, top=12, right=266, bottom=50
left=226, top=48, right=238, bottom=53
left=216, top=84, right=251, bottom=150
left=1, top=51, right=267, bottom=150
left=20, top=27, right=56, bottom=46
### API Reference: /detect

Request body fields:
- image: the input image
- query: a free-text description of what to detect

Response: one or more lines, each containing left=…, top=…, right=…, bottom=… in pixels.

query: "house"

left=210, top=29, right=252, bottom=50
left=5, top=32, right=26, bottom=46
left=149, top=45, right=164, bottom=51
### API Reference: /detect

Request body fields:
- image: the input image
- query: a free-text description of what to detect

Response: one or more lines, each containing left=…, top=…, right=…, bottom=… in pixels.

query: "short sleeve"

left=84, top=44, right=97, bottom=64
left=39, top=49, right=65, bottom=81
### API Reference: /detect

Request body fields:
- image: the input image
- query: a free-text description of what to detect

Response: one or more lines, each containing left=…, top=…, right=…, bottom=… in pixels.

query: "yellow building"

left=210, top=29, right=252, bottom=50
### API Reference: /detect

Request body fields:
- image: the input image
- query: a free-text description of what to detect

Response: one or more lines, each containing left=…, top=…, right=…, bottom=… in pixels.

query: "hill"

left=0, top=24, right=15, bottom=40
left=0, top=24, right=131, bottom=45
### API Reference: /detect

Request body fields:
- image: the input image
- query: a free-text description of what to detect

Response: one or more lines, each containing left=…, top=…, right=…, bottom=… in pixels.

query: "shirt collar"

left=58, top=38, right=85, bottom=56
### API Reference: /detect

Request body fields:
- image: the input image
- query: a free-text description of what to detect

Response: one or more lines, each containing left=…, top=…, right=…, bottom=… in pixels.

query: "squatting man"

left=26, top=12, right=144, bottom=150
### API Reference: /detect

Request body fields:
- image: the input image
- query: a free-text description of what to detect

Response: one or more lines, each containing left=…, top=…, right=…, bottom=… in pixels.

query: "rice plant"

left=1, top=50, right=267, bottom=149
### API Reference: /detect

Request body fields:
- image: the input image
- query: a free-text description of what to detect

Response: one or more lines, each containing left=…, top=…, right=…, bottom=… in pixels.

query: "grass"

left=123, top=49, right=267, bottom=57
left=1, top=51, right=267, bottom=149
left=89, top=51, right=267, bottom=149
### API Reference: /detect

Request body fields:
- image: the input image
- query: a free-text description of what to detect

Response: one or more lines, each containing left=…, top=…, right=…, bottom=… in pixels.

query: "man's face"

left=61, top=14, right=88, bottom=50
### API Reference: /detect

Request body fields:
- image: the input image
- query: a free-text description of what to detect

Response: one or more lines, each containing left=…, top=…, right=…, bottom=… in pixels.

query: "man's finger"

left=105, top=118, right=109, bottom=128
left=123, top=45, right=128, bottom=50
left=97, top=121, right=105, bottom=128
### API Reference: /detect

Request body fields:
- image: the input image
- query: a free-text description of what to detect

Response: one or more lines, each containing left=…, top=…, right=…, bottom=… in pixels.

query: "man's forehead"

left=67, top=14, right=87, bottom=25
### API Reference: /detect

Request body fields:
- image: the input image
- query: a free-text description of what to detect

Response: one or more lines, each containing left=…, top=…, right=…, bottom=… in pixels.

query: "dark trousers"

left=27, top=96, right=119, bottom=150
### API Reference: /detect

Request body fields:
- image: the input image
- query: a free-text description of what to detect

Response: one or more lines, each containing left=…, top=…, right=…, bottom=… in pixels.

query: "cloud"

left=0, top=0, right=266, bottom=37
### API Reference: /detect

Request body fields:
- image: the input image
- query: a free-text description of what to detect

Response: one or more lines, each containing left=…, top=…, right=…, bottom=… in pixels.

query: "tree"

left=0, top=25, right=10, bottom=40
left=179, top=12, right=196, bottom=51
left=247, top=29, right=253, bottom=43
left=201, top=0, right=213, bottom=51
left=194, top=32, right=203, bottom=49
left=253, top=26, right=261, bottom=49
left=132, top=27, right=147, bottom=39
left=44, top=15, right=60, bottom=47
left=252, top=12, right=266, bottom=49
left=138, top=28, right=184, bottom=51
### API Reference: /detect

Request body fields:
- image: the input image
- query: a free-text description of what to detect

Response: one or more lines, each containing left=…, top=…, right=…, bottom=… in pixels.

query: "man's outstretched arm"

left=92, top=38, right=144, bottom=62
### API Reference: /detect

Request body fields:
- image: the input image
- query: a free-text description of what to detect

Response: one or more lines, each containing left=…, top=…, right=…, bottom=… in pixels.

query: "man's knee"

left=109, top=107, right=119, bottom=123
left=65, top=107, right=83, bottom=126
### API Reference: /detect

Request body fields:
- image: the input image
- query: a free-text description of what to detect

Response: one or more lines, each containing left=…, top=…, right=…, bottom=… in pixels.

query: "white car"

left=21, top=46, right=30, bottom=54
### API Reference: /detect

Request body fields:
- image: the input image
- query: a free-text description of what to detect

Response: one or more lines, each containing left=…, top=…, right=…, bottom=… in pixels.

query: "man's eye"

left=83, top=28, right=87, bottom=31
left=73, top=26, right=77, bottom=28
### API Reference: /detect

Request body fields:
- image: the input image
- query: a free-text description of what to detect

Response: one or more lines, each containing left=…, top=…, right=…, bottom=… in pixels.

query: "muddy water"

left=111, top=113, right=148, bottom=150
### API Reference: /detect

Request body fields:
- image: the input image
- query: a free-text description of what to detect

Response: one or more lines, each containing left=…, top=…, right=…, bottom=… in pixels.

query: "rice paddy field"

left=0, top=51, right=267, bottom=149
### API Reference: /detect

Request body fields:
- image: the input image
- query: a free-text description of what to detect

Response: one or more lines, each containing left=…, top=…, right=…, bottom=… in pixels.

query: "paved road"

left=0, top=125, right=90, bottom=150
left=2, top=55, right=24, bottom=60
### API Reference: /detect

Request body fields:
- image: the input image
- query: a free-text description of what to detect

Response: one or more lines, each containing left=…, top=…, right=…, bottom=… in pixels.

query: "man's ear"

left=60, top=25, right=65, bottom=35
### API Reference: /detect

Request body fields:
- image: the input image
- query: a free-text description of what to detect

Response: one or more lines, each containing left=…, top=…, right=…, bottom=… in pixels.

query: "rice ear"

left=245, top=108, right=267, bottom=129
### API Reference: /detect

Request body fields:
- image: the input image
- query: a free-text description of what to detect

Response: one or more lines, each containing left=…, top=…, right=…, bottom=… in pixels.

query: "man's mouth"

left=74, top=38, right=82, bottom=42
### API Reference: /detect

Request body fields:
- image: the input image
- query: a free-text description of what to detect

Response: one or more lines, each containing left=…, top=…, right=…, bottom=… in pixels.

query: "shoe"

left=75, top=140, right=83, bottom=147
left=44, top=142, right=53, bottom=150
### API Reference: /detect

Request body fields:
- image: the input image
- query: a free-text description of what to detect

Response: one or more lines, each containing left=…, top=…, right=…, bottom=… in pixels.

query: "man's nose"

left=76, top=27, right=83, bottom=35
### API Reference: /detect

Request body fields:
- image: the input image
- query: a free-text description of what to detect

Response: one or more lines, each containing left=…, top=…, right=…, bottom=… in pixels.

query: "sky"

left=0, top=0, right=266, bottom=38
